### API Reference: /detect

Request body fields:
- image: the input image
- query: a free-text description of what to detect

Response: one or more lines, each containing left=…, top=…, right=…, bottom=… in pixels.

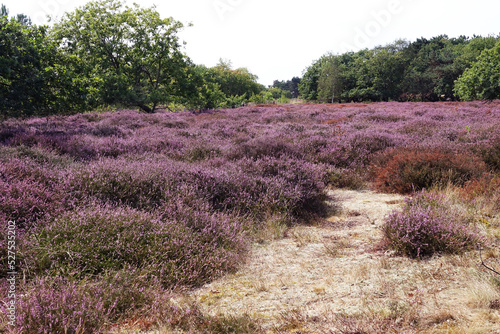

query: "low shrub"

left=0, top=159, right=67, bottom=230
left=372, top=147, right=487, bottom=194
left=459, top=174, right=500, bottom=211
left=13, top=277, right=113, bottom=334
left=25, top=205, right=247, bottom=287
left=226, top=136, right=303, bottom=160
left=382, top=191, right=483, bottom=258
left=478, top=135, right=500, bottom=171
left=10, top=270, right=166, bottom=334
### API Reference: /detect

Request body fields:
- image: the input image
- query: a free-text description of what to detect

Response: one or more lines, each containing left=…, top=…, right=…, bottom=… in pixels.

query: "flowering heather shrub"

left=26, top=205, right=247, bottom=287
left=0, top=145, right=74, bottom=167
left=13, top=277, right=112, bottom=333
left=234, top=156, right=329, bottom=216
left=226, top=136, right=304, bottom=160
left=0, top=101, right=499, bottom=329
left=383, top=191, right=483, bottom=258
left=372, top=147, right=488, bottom=194
left=11, top=271, right=166, bottom=334
left=0, top=159, right=68, bottom=230
left=69, top=158, right=175, bottom=209
left=477, top=135, right=500, bottom=171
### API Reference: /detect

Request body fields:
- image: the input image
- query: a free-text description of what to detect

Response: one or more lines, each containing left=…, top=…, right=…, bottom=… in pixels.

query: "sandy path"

left=189, top=189, right=410, bottom=330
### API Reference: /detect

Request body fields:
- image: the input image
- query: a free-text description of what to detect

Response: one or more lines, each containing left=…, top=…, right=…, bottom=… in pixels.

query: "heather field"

left=1, top=101, right=500, bottom=333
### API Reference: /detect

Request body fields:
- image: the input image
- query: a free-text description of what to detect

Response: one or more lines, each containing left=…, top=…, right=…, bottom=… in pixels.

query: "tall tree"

left=0, top=8, right=82, bottom=117
left=455, top=39, right=500, bottom=100
left=52, top=0, right=191, bottom=112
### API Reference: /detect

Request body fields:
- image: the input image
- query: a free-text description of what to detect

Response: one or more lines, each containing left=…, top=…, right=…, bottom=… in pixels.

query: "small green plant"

left=465, top=125, right=471, bottom=135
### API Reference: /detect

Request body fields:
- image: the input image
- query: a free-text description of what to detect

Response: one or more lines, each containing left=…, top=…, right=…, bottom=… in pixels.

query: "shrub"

left=10, top=270, right=167, bottom=334
left=0, top=159, right=67, bottom=230
left=69, top=159, right=173, bottom=209
left=12, top=277, right=113, bottom=334
left=226, top=136, right=303, bottom=160
left=26, top=205, right=247, bottom=287
left=382, top=191, right=483, bottom=258
left=459, top=174, right=500, bottom=211
left=477, top=135, right=500, bottom=171
left=372, top=147, right=488, bottom=194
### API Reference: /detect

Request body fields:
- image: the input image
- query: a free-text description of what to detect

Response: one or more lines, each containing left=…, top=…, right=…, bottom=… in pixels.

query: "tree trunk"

left=137, top=103, right=153, bottom=113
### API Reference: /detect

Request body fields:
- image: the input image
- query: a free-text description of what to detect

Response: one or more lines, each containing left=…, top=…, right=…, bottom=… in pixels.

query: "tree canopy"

left=455, top=39, right=500, bottom=100
left=300, top=35, right=499, bottom=103
left=51, top=0, right=191, bottom=113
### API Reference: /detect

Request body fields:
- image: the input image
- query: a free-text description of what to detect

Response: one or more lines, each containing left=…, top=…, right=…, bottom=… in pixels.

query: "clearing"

left=181, top=188, right=500, bottom=333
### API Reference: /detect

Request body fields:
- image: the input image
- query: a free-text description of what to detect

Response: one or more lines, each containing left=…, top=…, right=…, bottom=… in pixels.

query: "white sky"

left=3, top=0, right=500, bottom=86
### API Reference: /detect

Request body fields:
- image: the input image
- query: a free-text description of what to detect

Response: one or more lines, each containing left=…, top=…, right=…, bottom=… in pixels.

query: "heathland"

left=0, top=101, right=499, bottom=333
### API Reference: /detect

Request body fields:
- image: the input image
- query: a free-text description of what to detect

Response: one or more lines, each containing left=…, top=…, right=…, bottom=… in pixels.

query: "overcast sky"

left=3, top=0, right=500, bottom=86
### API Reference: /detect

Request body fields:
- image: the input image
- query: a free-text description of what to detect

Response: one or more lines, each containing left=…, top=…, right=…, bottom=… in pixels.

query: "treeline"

left=299, top=35, right=500, bottom=103
left=0, top=0, right=297, bottom=118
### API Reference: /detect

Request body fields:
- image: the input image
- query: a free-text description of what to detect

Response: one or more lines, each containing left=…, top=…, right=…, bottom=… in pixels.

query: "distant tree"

left=206, top=59, right=264, bottom=100
left=317, top=53, right=343, bottom=103
left=182, top=64, right=226, bottom=110
left=272, top=77, right=301, bottom=98
left=52, top=0, right=191, bottom=113
left=299, top=57, right=330, bottom=100
left=455, top=39, right=500, bottom=100
left=1, top=4, right=8, bottom=17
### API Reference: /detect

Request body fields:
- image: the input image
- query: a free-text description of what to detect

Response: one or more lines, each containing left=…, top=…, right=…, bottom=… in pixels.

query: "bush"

left=0, top=159, right=67, bottom=230
left=478, top=135, right=500, bottom=171
left=12, top=277, right=113, bottom=334
left=459, top=174, right=500, bottom=211
left=10, top=270, right=168, bottom=334
left=382, top=191, right=483, bottom=258
left=372, top=147, right=488, bottom=194
left=26, top=205, right=247, bottom=287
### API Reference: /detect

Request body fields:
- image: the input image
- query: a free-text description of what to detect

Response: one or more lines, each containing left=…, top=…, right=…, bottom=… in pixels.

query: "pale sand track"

left=186, top=189, right=500, bottom=333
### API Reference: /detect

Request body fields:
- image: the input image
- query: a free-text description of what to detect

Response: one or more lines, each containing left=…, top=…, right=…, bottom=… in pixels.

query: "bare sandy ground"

left=187, top=189, right=500, bottom=333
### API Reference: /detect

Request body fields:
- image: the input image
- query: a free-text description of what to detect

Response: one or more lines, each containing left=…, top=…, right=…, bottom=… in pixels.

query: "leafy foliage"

left=52, top=0, right=190, bottom=113
left=300, top=35, right=499, bottom=102
left=455, top=39, right=500, bottom=100
left=0, top=13, right=87, bottom=117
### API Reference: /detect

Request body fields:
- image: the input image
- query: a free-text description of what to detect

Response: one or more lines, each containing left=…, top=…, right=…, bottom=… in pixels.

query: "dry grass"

left=118, top=187, right=500, bottom=333
left=184, top=189, right=500, bottom=333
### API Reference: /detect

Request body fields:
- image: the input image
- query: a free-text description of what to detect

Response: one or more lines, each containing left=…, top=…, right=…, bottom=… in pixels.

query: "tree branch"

left=479, top=244, right=500, bottom=276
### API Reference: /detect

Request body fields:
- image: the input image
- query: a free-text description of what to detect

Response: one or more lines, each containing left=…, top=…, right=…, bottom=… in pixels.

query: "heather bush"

left=477, top=135, right=500, bottom=171
left=234, top=156, right=329, bottom=217
left=0, top=145, right=74, bottom=167
left=26, top=205, right=247, bottom=287
left=0, top=160, right=68, bottom=231
left=372, top=147, right=488, bottom=194
left=11, top=270, right=167, bottom=334
left=13, top=277, right=112, bottom=334
left=69, top=158, right=174, bottom=209
left=226, top=136, right=303, bottom=160
left=383, top=191, right=483, bottom=258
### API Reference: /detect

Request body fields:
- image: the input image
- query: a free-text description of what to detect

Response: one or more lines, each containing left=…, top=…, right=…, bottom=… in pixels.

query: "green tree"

left=0, top=7, right=84, bottom=118
left=182, top=64, right=226, bottom=110
left=208, top=59, right=263, bottom=98
left=52, top=0, right=190, bottom=112
left=299, top=56, right=330, bottom=100
left=272, top=77, right=301, bottom=98
left=317, top=53, right=343, bottom=103
left=455, top=39, right=500, bottom=100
